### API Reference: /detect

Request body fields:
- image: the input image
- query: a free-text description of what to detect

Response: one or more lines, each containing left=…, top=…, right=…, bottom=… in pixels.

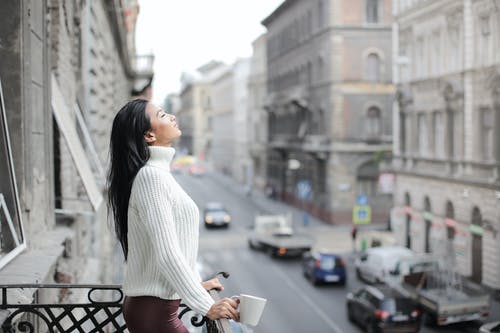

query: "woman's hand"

left=201, top=278, right=223, bottom=291
left=206, top=297, right=240, bottom=321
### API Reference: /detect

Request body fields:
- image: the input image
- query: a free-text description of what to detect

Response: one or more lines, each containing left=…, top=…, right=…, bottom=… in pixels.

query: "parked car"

left=203, top=202, right=231, bottom=228
left=355, top=246, right=413, bottom=284
left=302, top=251, right=346, bottom=285
left=248, top=214, right=313, bottom=257
left=346, top=285, right=422, bottom=333
left=480, top=322, right=500, bottom=333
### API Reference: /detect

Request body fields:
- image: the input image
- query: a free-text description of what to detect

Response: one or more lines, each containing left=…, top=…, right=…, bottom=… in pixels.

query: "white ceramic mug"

left=238, top=294, right=267, bottom=326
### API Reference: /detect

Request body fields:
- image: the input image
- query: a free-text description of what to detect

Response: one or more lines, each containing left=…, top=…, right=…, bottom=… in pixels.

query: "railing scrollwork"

left=0, top=272, right=233, bottom=333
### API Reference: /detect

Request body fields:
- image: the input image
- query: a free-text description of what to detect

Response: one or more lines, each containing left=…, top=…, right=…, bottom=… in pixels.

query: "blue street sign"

left=296, top=180, right=312, bottom=201
left=356, top=194, right=368, bottom=206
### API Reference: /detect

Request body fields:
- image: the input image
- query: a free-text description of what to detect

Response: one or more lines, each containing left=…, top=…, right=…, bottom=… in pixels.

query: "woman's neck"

left=147, top=146, right=175, bottom=171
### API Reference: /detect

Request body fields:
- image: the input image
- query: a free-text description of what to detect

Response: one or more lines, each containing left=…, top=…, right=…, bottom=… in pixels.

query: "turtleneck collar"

left=146, top=146, right=176, bottom=171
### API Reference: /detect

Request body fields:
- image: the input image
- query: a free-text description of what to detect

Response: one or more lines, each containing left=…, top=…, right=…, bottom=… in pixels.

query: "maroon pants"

left=123, top=296, right=189, bottom=333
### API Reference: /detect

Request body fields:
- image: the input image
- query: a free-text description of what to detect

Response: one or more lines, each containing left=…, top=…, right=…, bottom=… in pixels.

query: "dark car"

left=302, top=251, right=346, bottom=285
left=346, top=285, right=421, bottom=333
left=203, top=202, right=231, bottom=228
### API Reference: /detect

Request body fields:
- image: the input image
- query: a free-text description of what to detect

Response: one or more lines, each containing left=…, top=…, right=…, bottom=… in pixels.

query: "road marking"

left=270, top=264, right=344, bottom=333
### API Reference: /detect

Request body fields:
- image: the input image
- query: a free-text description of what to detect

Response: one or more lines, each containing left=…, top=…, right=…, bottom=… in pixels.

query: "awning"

left=51, top=74, right=103, bottom=211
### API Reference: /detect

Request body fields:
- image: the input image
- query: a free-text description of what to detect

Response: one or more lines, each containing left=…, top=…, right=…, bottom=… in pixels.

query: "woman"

left=108, top=99, right=239, bottom=333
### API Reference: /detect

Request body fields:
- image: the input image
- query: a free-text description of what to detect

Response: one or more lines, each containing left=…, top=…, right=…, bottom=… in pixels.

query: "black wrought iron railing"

left=0, top=273, right=233, bottom=333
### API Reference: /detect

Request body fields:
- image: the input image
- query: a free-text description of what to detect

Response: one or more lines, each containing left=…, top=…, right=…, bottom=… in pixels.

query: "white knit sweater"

left=123, top=146, right=214, bottom=315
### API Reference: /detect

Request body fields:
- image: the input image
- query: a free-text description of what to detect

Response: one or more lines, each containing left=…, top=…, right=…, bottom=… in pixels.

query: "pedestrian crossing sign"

left=353, top=205, right=371, bottom=224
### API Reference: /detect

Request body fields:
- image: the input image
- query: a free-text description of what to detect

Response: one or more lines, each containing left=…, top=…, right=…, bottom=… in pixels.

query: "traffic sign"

left=353, top=205, right=371, bottom=224
left=296, top=180, right=312, bottom=201
left=356, top=194, right=368, bottom=206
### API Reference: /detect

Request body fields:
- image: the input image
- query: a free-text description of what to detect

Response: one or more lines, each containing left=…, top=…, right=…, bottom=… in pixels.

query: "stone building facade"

left=248, top=34, right=269, bottom=191
left=232, top=58, right=252, bottom=184
left=391, top=0, right=500, bottom=289
left=262, top=0, right=394, bottom=224
left=178, top=61, right=227, bottom=158
left=209, top=66, right=236, bottom=175
left=0, top=0, right=150, bottom=315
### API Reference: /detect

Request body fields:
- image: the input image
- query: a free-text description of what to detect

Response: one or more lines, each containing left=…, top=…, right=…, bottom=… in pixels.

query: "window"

left=367, top=0, right=381, bottom=23
left=366, top=107, right=382, bottom=138
left=433, top=112, right=445, bottom=158
left=366, top=53, right=381, bottom=82
left=477, top=15, right=493, bottom=65
left=400, top=112, right=406, bottom=153
left=0, top=78, right=26, bottom=268
left=366, top=0, right=379, bottom=23
left=318, top=1, right=324, bottom=28
left=431, top=30, right=441, bottom=75
left=481, top=108, right=494, bottom=161
left=416, top=37, right=424, bottom=77
left=357, top=161, right=379, bottom=196
left=418, top=113, right=429, bottom=156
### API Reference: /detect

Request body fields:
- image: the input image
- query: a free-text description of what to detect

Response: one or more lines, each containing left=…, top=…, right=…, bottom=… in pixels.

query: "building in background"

left=232, top=58, right=252, bottom=185
left=248, top=34, right=269, bottom=191
left=391, top=0, right=500, bottom=290
left=178, top=61, right=228, bottom=157
left=163, top=92, right=181, bottom=115
left=209, top=66, right=235, bottom=175
left=262, top=0, right=394, bottom=224
left=0, top=0, right=152, bottom=314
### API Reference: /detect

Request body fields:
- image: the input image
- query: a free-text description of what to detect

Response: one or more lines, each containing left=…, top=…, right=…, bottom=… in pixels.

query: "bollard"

left=361, top=238, right=367, bottom=251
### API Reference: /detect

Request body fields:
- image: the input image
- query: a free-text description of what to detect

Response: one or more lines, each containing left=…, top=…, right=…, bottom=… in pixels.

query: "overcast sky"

left=135, top=0, right=283, bottom=104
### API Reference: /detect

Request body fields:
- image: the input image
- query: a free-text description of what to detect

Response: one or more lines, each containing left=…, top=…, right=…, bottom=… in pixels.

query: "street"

left=175, top=171, right=500, bottom=333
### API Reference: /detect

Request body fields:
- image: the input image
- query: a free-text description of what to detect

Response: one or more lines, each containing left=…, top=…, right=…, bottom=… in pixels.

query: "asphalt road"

left=174, top=171, right=498, bottom=333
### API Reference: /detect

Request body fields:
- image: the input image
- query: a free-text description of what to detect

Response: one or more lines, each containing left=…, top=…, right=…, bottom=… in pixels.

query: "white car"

left=355, top=246, right=413, bottom=284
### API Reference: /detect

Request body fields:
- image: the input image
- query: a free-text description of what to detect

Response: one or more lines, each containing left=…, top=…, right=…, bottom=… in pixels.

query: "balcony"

left=303, top=135, right=329, bottom=152
left=394, top=154, right=500, bottom=186
left=0, top=273, right=235, bottom=333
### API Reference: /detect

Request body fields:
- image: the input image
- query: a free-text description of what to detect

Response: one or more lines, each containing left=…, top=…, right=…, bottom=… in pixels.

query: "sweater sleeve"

left=135, top=168, right=214, bottom=315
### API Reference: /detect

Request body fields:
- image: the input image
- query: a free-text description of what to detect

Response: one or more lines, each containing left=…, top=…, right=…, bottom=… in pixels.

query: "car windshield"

left=381, top=298, right=414, bottom=314
left=320, top=256, right=335, bottom=270
left=207, top=208, right=226, bottom=213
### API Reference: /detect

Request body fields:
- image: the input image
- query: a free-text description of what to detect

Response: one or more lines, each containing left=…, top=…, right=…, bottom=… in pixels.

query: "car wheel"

left=347, top=305, right=355, bottom=323
left=365, top=321, right=375, bottom=333
left=423, top=312, right=437, bottom=327
left=310, top=274, right=319, bottom=286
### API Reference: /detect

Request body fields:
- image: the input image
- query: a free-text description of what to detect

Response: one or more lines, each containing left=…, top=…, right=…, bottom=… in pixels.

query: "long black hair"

left=107, top=99, right=151, bottom=260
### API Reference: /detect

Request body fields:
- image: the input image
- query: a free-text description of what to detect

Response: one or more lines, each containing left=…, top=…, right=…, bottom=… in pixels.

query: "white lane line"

left=270, top=264, right=344, bottom=333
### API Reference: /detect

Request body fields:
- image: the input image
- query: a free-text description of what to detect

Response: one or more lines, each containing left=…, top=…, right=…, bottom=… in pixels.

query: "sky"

left=135, top=0, right=284, bottom=104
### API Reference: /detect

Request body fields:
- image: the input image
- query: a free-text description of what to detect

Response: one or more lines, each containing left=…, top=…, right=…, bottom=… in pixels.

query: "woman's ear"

left=144, top=130, right=156, bottom=144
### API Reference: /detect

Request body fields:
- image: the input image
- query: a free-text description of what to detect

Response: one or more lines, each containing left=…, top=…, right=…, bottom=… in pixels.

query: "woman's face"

left=144, top=103, right=181, bottom=146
